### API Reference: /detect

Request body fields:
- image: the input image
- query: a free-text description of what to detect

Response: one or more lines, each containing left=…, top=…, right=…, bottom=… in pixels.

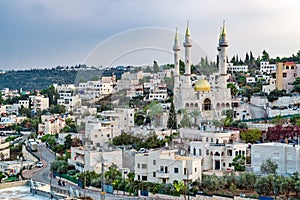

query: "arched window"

left=190, top=103, right=194, bottom=108
left=195, top=103, right=198, bottom=108
left=226, top=103, right=230, bottom=108
left=185, top=103, right=189, bottom=108
left=203, top=98, right=211, bottom=110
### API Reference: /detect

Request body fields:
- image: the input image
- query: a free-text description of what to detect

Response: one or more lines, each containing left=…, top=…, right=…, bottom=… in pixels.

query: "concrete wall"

left=22, top=145, right=39, bottom=162
left=250, top=96, right=267, bottom=107
left=0, top=180, right=28, bottom=189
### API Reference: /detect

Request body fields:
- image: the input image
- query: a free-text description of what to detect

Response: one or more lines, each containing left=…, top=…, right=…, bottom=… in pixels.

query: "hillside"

left=0, top=69, right=106, bottom=91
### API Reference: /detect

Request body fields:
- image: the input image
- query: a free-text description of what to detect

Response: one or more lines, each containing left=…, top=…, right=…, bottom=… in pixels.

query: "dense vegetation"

left=0, top=68, right=109, bottom=91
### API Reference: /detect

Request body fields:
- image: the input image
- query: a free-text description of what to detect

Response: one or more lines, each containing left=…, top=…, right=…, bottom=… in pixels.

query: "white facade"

left=116, top=71, right=144, bottom=91
left=69, top=146, right=123, bottom=174
left=246, top=77, right=256, bottom=84
left=56, top=84, right=81, bottom=112
left=190, top=132, right=247, bottom=171
left=228, top=63, right=248, bottom=73
left=84, top=109, right=134, bottom=147
left=38, top=115, right=66, bottom=135
left=260, top=61, right=276, bottom=74
left=251, top=143, right=300, bottom=175
left=77, top=76, right=114, bottom=100
left=148, top=83, right=168, bottom=101
left=30, top=95, right=49, bottom=112
left=18, top=100, right=29, bottom=109
left=134, top=148, right=202, bottom=184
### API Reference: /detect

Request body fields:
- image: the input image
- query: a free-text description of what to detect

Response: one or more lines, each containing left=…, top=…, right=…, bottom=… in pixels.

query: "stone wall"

left=22, top=145, right=39, bottom=162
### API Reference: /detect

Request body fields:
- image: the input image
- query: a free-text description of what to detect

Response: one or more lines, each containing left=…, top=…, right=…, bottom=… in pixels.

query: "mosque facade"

left=173, top=22, right=233, bottom=120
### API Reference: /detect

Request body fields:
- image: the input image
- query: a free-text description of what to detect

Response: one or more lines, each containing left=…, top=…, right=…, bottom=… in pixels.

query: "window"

left=153, top=172, right=156, bottom=177
left=142, top=164, right=147, bottom=169
left=206, top=149, right=209, bottom=155
left=227, top=149, right=232, bottom=156
left=153, top=160, right=156, bottom=165
left=160, top=166, right=164, bottom=172
left=184, top=168, right=187, bottom=175
left=283, top=73, right=287, bottom=78
left=223, top=163, right=225, bottom=167
left=199, top=149, right=202, bottom=156
left=174, top=168, right=179, bottom=173
left=142, top=176, right=147, bottom=181
left=206, top=137, right=209, bottom=142
left=211, top=138, right=214, bottom=143
left=137, top=163, right=140, bottom=168
left=195, top=168, right=197, bottom=172
left=193, top=148, right=196, bottom=156
left=138, top=175, right=140, bottom=180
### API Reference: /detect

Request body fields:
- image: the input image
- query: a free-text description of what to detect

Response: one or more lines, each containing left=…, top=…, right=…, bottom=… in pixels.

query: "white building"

left=69, top=146, right=123, bottom=174
left=246, top=77, right=256, bottom=84
left=189, top=131, right=247, bottom=171
left=18, top=100, right=29, bottom=109
left=148, top=83, right=168, bottom=101
left=84, top=108, right=134, bottom=147
left=77, top=76, right=114, bottom=100
left=134, top=148, right=202, bottom=184
left=228, top=63, right=248, bottom=73
left=116, top=71, right=144, bottom=91
left=251, top=143, right=300, bottom=175
left=260, top=61, right=276, bottom=74
left=38, top=114, right=66, bottom=136
left=55, top=84, right=81, bottom=112
left=29, top=95, right=49, bottom=112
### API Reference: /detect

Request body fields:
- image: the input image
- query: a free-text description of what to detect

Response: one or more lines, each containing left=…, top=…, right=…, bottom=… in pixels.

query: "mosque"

left=173, top=21, right=234, bottom=120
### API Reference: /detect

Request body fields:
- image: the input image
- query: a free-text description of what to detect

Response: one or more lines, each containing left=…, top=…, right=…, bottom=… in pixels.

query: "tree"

left=262, top=50, right=270, bottom=61
left=254, top=175, right=274, bottom=195
left=293, top=77, right=300, bottom=93
left=190, top=110, right=201, bottom=128
left=148, top=103, right=163, bottom=127
left=240, top=129, right=262, bottom=143
left=167, top=102, right=177, bottom=129
left=153, top=61, right=160, bottom=73
left=180, top=113, right=192, bottom=128
left=260, top=159, right=278, bottom=175
left=232, top=154, right=246, bottom=172
left=64, top=134, right=72, bottom=150
left=105, top=163, right=122, bottom=185
left=227, top=83, right=238, bottom=96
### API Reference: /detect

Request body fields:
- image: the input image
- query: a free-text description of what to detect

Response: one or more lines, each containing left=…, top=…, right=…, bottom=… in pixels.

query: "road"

left=27, top=143, right=145, bottom=200
left=248, top=103, right=268, bottom=119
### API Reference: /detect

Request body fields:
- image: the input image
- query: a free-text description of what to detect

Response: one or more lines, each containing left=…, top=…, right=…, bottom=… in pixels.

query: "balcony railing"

left=210, top=143, right=225, bottom=147
left=157, top=171, right=169, bottom=178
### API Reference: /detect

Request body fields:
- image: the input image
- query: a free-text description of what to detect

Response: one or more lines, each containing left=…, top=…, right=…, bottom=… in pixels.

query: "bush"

left=67, top=170, right=77, bottom=176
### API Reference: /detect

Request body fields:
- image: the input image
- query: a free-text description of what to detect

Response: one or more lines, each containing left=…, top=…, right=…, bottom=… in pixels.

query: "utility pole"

left=100, top=135, right=106, bottom=200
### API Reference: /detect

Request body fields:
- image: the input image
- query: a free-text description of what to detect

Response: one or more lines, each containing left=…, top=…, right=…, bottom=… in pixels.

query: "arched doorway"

left=203, top=98, right=211, bottom=110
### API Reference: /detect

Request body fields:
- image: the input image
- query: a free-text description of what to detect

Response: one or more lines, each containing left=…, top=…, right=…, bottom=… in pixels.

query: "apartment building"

left=135, top=148, right=202, bottom=184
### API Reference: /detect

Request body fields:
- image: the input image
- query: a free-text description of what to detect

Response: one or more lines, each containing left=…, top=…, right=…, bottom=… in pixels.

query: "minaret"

left=183, top=21, right=192, bottom=76
left=173, top=28, right=181, bottom=111
left=218, top=20, right=228, bottom=75
left=173, top=27, right=180, bottom=79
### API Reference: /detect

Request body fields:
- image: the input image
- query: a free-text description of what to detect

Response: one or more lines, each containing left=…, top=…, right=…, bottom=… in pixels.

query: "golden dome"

left=194, top=79, right=211, bottom=92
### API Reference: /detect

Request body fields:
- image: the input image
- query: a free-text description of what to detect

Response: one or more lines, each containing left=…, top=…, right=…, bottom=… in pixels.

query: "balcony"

left=210, top=143, right=225, bottom=147
left=157, top=171, right=170, bottom=179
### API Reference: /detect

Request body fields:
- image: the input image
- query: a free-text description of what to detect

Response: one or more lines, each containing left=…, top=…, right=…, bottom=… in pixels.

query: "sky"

left=0, top=0, right=300, bottom=70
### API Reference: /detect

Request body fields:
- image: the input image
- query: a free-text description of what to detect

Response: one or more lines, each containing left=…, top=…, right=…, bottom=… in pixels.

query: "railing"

left=210, top=143, right=225, bottom=147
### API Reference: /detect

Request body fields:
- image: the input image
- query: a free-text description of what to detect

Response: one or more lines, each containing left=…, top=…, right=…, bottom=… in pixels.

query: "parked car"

left=36, top=162, right=43, bottom=168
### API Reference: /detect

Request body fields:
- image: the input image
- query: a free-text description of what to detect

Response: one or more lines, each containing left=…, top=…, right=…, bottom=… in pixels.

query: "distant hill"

left=0, top=67, right=127, bottom=91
